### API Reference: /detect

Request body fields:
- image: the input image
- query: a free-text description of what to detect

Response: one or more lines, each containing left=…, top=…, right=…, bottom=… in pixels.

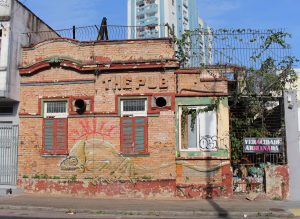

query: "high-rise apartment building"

left=127, top=0, right=212, bottom=65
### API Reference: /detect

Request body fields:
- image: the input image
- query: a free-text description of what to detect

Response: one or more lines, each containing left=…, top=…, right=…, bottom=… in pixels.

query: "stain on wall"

left=265, top=165, right=289, bottom=199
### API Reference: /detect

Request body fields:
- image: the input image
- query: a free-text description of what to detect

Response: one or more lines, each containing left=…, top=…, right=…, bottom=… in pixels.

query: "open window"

left=43, top=100, right=68, bottom=155
left=180, top=106, right=217, bottom=151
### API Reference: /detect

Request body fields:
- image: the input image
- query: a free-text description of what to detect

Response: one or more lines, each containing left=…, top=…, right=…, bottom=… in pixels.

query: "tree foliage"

left=169, top=26, right=298, bottom=162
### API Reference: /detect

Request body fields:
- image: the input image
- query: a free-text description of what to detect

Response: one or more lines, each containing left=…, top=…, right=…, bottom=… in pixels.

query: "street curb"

left=0, top=204, right=294, bottom=218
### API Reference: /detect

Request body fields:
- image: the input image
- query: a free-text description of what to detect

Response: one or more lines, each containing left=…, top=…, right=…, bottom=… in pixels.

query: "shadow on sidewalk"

left=206, top=199, right=231, bottom=218
left=204, top=158, right=231, bottom=219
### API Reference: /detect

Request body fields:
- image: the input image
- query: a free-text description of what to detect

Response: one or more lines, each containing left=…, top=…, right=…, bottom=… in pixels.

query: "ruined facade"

left=18, top=37, right=233, bottom=198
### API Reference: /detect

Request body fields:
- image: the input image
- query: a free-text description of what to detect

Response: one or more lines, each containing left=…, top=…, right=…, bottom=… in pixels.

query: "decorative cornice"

left=21, top=79, right=95, bottom=86
left=19, top=57, right=178, bottom=75
left=22, top=37, right=173, bottom=50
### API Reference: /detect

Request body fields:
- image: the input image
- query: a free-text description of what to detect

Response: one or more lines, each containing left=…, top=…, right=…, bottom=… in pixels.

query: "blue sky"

left=22, top=0, right=300, bottom=66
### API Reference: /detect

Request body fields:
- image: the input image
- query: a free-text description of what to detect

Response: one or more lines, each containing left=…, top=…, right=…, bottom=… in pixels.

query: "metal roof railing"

left=22, top=25, right=293, bottom=70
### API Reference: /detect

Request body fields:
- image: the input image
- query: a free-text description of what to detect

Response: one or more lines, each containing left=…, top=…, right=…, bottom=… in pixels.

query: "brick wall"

left=18, top=38, right=232, bottom=198
left=21, top=38, right=176, bottom=67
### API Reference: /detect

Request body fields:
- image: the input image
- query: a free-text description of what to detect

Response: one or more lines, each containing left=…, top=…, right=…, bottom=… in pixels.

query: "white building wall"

left=0, top=1, right=11, bottom=96
left=128, top=0, right=133, bottom=26
left=162, top=0, right=176, bottom=37
left=0, top=0, right=11, bottom=16
left=0, top=0, right=56, bottom=124
left=286, top=69, right=300, bottom=200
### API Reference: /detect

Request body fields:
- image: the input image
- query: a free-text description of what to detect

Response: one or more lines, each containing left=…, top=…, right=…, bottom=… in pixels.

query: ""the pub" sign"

left=243, top=138, right=282, bottom=153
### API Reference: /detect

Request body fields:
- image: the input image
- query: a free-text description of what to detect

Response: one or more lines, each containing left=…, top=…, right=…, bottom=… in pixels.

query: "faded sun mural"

left=59, top=119, right=136, bottom=178
left=59, top=118, right=174, bottom=180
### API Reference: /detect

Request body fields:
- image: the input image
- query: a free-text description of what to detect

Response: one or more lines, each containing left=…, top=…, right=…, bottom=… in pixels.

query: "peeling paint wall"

left=17, top=179, right=176, bottom=199
left=175, top=161, right=232, bottom=198
left=265, top=165, right=289, bottom=199
left=18, top=38, right=232, bottom=198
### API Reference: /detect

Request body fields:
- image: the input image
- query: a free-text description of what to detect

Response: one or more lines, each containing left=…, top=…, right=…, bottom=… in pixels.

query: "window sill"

left=120, top=153, right=150, bottom=157
left=41, top=152, right=68, bottom=157
left=179, top=149, right=218, bottom=152
left=176, top=156, right=230, bottom=160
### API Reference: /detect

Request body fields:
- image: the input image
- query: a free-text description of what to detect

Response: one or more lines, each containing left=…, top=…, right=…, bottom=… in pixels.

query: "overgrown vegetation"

left=181, top=97, right=222, bottom=133
left=170, top=26, right=298, bottom=162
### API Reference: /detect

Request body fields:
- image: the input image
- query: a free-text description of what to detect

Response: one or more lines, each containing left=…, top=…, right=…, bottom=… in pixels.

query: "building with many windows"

left=127, top=0, right=211, bottom=65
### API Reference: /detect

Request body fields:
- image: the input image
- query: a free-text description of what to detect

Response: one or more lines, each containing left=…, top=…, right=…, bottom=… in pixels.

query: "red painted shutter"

left=43, top=118, right=68, bottom=154
left=44, top=118, right=54, bottom=151
left=121, top=117, right=148, bottom=154
left=121, top=117, right=134, bottom=154
left=134, top=117, right=146, bottom=152
left=55, top=119, right=68, bottom=153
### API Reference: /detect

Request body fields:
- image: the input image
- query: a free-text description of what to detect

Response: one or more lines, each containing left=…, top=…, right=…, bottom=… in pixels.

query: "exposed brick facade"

left=18, top=38, right=233, bottom=198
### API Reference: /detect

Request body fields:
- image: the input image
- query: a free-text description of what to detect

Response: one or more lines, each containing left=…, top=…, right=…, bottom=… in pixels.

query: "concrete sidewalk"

left=0, top=193, right=300, bottom=218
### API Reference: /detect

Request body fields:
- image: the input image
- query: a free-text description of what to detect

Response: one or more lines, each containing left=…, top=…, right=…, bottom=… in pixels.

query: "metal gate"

left=0, top=125, right=18, bottom=185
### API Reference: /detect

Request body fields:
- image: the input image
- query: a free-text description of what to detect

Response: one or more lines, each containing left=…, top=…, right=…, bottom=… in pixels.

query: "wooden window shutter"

left=44, top=119, right=54, bottom=151
left=43, top=118, right=68, bottom=155
left=134, top=117, right=146, bottom=152
left=121, top=117, right=148, bottom=154
left=121, top=117, right=134, bottom=154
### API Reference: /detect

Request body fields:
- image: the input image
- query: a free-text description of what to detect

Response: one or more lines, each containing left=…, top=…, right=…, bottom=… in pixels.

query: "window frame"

left=42, top=100, right=68, bottom=155
left=120, top=98, right=147, bottom=117
left=179, top=105, right=218, bottom=152
left=42, top=118, right=68, bottom=155
left=120, top=116, right=148, bottom=155
left=43, top=100, right=68, bottom=118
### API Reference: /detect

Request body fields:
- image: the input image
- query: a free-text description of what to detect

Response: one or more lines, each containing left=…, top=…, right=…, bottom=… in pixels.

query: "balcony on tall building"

left=144, top=16, right=158, bottom=26
left=144, top=29, right=159, bottom=38
left=183, top=0, right=188, bottom=8
left=137, top=14, right=145, bottom=20
left=136, top=7, right=145, bottom=15
left=137, top=18, right=146, bottom=25
left=144, top=3, right=158, bottom=14
left=136, top=0, right=144, bottom=6
left=183, top=10, right=188, bottom=18
left=137, top=32, right=146, bottom=38
left=145, top=0, right=156, bottom=4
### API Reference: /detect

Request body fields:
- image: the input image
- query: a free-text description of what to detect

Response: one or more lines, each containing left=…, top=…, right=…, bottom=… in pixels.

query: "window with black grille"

left=121, top=99, right=147, bottom=116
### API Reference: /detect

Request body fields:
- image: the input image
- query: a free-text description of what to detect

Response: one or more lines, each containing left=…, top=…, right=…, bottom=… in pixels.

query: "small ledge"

left=176, top=156, right=230, bottom=160
left=120, top=153, right=150, bottom=157
left=41, top=154, right=68, bottom=158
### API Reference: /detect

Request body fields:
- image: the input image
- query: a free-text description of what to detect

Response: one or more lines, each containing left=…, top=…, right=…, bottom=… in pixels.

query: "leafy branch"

left=169, top=25, right=298, bottom=162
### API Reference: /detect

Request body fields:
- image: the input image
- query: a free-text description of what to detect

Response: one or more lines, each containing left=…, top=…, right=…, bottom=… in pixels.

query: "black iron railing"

left=22, top=24, right=169, bottom=45
left=182, top=28, right=292, bottom=69
left=22, top=25, right=292, bottom=70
